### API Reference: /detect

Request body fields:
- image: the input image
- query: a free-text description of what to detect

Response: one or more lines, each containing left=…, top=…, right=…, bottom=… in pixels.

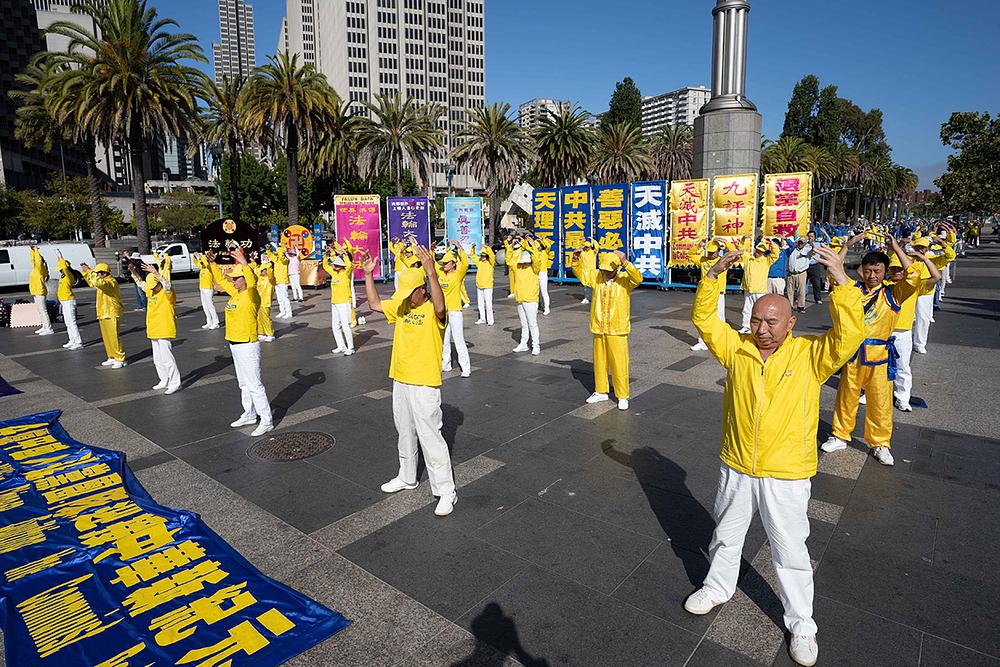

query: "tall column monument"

left=692, top=0, right=762, bottom=179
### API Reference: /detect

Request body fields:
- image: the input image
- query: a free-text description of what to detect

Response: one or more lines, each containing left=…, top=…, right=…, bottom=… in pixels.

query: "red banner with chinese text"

left=763, top=172, right=812, bottom=238
left=334, top=194, right=383, bottom=280
left=668, top=179, right=709, bottom=268
left=711, top=173, right=758, bottom=243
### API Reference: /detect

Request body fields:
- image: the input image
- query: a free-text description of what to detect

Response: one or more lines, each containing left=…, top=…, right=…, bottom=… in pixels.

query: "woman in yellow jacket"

left=437, top=241, right=471, bottom=376
left=536, top=235, right=555, bottom=314
left=193, top=253, right=220, bottom=329
left=572, top=249, right=643, bottom=410
left=333, top=238, right=366, bottom=327
left=55, top=252, right=81, bottom=349
left=79, top=261, right=126, bottom=368
left=503, top=235, right=517, bottom=299
left=506, top=237, right=545, bottom=355
left=129, top=261, right=180, bottom=394
left=266, top=244, right=292, bottom=319
left=739, top=237, right=781, bottom=333
left=208, top=248, right=273, bottom=437
left=29, top=246, right=53, bottom=335
left=575, top=240, right=597, bottom=307
left=472, top=244, right=495, bottom=325
left=912, top=231, right=956, bottom=354
left=322, top=246, right=355, bottom=355
left=685, top=245, right=863, bottom=667
left=254, top=258, right=276, bottom=343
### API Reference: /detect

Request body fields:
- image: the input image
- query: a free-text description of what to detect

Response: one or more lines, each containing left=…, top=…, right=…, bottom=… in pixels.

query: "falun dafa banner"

left=531, top=188, right=560, bottom=275
left=668, top=179, right=710, bottom=268
left=763, top=172, right=812, bottom=238
left=711, top=173, right=758, bottom=242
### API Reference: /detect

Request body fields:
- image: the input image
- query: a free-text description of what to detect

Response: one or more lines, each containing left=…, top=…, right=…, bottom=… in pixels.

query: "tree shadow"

left=550, top=358, right=594, bottom=393
left=650, top=324, right=697, bottom=346
left=180, top=354, right=232, bottom=388
left=452, top=602, right=550, bottom=667
left=271, top=369, right=326, bottom=424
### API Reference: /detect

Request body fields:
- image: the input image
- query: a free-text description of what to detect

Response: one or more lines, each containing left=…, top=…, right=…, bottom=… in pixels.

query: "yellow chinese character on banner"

left=123, top=559, right=229, bottom=617
left=79, top=512, right=178, bottom=563
left=175, top=609, right=296, bottom=666
left=149, top=582, right=257, bottom=646
left=16, top=574, right=122, bottom=659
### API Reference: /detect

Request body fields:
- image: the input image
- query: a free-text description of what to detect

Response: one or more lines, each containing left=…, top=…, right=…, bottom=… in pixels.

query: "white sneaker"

left=580, top=298, right=590, bottom=304
left=618, top=399, right=629, bottom=411
left=209, top=324, right=220, bottom=329
left=230, top=414, right=257, bottom=428
left=683, top=587, right=720, bottom=615
left=506, top=294, right=515, bottom=299
left=164, top=385, right=180, bottom=395
left=543, top=309, right=550, bottom=315
left=442, top=364, right=453, bottom=372
left=37, top=329, right=54, bottom=336
left=512, top=344, right=529, bottom=353
left=101, top=358, right=116, bottom=366
left=251, top=422, right=274, bottom=437
left=110, top=361, right=126, bottom=369
left=62, top=342, right=73, bottom=348
left=463, top=303, right=470, bottom=309
left=914, top=347, right=927, bottom=354
left=789, top=634, right=818, bottom=666
left=461, top=370, right=471, bottom=377
left=531, top=348, right=540, bottom=356
left=201, top=323, right=212, bottom=329
left=586, top=392, right=609, bottom=404
left=381, top=477, right=418, bottom=493
left=66, top=343, right=83, bottom=350
left=152, top=382, right=167, bottom=390
left=872, top=446, right=894, bottom=466
left=894, top=398, right=912, bottom=412
left=331, top=347, right=345, bottom=354
left=820, top=436, right=848, bottom=453
left=344, top=349, right=355, bottom=356
left=487, top=322, right=494, bottom=326
left=434, top=492, right=457, bottom=516
left=859, top=393, right=867, bottom=405
left=690, top=341, right=708, bottom=351
left=475, top=319, right=485, bottom=324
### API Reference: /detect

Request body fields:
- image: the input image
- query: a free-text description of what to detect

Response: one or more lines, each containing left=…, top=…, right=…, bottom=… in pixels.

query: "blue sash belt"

left=850, top=336, right=899, bottom=381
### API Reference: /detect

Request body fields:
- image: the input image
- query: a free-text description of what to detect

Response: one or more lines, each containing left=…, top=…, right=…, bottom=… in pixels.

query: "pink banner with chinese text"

left=335, top=194, right=383, bottom=280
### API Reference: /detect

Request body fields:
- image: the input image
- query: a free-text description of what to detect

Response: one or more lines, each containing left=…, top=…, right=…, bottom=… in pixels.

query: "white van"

left=141, top=242, right=196, bottom=275
left=0, top=243, right=96, bottom=289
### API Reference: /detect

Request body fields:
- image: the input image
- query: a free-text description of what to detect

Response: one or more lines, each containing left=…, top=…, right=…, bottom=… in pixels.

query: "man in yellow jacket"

left=362, top=246, right=457, bottom=517
left=193, top=253, right=220, bottom=329
left=55, top=251, right=82, bottom=350
left=739, top=237, right=781, bottom=333
left=887, top=247, right=940, bottom=412
left=266, top=244, right=293, bottom=319
left=576, top=240, right=597, bottom=306
left=911, top=232, right=955, bottom=354
left=322, top=245, right=355, bottom=355
left=507, top=237, right=545, bottom=355
left=80, top=261, right=126, bottom=368
left=572, top=249, right=642, bottom=410
left=128, top=261, right=180, bottom=394
left=254, top=258, right=276, bottom=343
left=28, top=246, right=53, bottom=336
left=472, top=244, right=495, bottom=326
left=209, top=248, right=273, bottom=437
left=437, top=241, right=471, bottom=376
left=685, top=244, right=863, bottom=667
left=688, top=238, right=727, bottom=351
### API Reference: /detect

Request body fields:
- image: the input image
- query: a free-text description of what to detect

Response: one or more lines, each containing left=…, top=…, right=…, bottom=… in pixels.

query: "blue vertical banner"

left=531, top=188, right=560, bottom=274
left=387, top=197, right=431, bottom=249
left=630, top=180, right=668, bottom=281
left=444, top=197, right=483, bottom=267
left=311, top=222, right=325, bottom=258
left=592, top=184, right=629, bottom=253
left=559, top=185, right=592, bottom=276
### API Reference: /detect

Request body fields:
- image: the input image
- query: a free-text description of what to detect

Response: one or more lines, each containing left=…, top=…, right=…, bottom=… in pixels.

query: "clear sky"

left=166, top=0, right=999, bottom=190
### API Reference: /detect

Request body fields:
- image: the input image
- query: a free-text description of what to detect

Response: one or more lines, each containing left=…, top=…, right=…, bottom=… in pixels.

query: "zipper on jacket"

left=752, top=362, right=765, bottom=474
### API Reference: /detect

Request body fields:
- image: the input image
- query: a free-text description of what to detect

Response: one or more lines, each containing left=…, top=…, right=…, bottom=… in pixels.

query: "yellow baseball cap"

left=707, top=240, right=721, bottom=253
left=94, top=263, right=110, bottom=273
left=889, top=254, right=902, bottom=268
left=829, top=236, right=843, bottom=248
left=598, top=253, right=619, bottom=272
left=911, top=237, right=930, bottom=248
left=144, top=273, right=159, bottom=289
left=755, top=241, right=769, bottom=252
left=439, top=251, right=457, bottom=265
left=391, top=267, right=426, bottom=300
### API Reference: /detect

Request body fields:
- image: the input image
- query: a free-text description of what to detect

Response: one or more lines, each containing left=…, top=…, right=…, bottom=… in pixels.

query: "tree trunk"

left=84, top=138, right=107, bottom=247
left=228, top=139, right=240, bottom=221
left=286, top=123, right=299, bottom=226
left=853, top=188, right=862, bottom=224
left=827, top=189, right=837, bottom=226
left=489, top=163, right=500, bottom=244
left=395, top=154, right=403, bottom=197
left=129, top=121, right=151, bottom=253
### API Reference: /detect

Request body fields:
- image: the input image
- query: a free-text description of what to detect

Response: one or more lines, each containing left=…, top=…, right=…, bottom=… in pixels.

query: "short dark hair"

left=861, top=251, right=890, bottom=270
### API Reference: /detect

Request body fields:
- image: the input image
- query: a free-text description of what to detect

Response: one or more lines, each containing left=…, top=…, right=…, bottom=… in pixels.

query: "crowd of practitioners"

left=21, top=216, right=971, bottom=666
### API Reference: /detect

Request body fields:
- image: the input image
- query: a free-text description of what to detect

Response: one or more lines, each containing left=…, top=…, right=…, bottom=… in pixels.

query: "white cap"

left=519, top=250, right=532, bottom=263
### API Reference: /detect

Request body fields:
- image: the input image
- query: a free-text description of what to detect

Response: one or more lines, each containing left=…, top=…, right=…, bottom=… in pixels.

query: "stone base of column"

left=692, top=109, right=763, bottom=180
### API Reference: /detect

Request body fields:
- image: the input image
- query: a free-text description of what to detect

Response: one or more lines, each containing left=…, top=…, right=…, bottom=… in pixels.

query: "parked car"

left=0, top=243, right=95, bottom=289
left=141, top=242, right=197, bottom=275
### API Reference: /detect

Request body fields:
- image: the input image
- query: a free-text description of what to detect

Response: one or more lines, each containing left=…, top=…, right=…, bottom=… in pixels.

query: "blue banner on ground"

left=0, top=411, right=350, bottom=667
left=592, top=184, right=629, bottom=253
left=630, top=180, right=668, bottom=281
left=387, top=197, right=432, bottom=250
left=444, top=197, right=484, bottom=268
left=0, top=375, right=21, bottom=397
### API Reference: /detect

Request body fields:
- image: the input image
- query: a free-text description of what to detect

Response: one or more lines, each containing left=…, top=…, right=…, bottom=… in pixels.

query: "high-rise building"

left=641, top=86, right=711, bottom=135
left=517, top=98, right=571, bottom=130
left=160, top=134, right=207, bottom=182
left=212, top=0, right=256, bottom=84
left=280, top=0, right=486, bottom=196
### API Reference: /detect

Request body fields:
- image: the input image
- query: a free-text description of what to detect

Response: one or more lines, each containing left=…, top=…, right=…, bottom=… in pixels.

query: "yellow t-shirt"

left=195, top=255, right=215, bottom=290
left=436, top=248, right=469, bottom=312
left=474, top=249, right=495, bottom=289
left=145, top=282, right=177, bottom=339
left=268, top=249, right=290, bottom=284
left=29, top=249, right=48, bottom=296
left=57, top=258, right=74, bottom=301
left=212, top=264, right=259, bottom=343
left=322, top=257, right=354, bottom=304
left=382, top=297, right=446, bottom=387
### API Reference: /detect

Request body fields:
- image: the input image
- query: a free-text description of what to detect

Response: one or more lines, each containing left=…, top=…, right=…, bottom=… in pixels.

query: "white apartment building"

left=280, top=0, right=485, bottom=195
left=517, top=98, right=571, bottom=130
left=641, top=86, right=711, bottom=135
left=212, top=0, right=257, bottom=84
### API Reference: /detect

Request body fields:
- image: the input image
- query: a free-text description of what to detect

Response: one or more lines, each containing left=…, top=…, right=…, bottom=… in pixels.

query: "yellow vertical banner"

left=711, top=173, right=758, bottom=244
left=763, top=172, right=812, bottom=238
left=668, top=179, right=709, bottom=267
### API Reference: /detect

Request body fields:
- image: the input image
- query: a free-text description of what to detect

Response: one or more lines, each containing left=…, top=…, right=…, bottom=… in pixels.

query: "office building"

left=641, top=86, right=711, bottom=135
left=212, top=0, right=256, bottom=84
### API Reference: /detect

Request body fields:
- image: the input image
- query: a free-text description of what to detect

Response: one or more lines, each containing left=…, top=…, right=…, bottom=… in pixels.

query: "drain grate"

left=248, top=432, right=335, bottom=462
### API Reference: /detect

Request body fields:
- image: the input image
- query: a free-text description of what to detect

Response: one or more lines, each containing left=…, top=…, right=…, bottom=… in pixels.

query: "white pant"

left=442, top=310, right=470, bottom=373
left=741, top=292, right=763, bottom=330
left=394, top=272, right=400, bottom=291
left=516, top=301, right=540, bottom=351
left=331, top=302, right=354, bottom=351
left=151, top=339, right=180, bottom=389
left=34, top=295, right=52, bottom=332
left=290, top=273, right=303, bottom=300
left=199, top=288, right=219, bottom=327
left=538, top=271, right=550, bottom=312
left=767, top=277, right=786, bottom=295
left=275, top=283, right=292, bottom=318
left=703, top=464, right=816, bottom=636
left=696, top=293, right=726, bottom=346
left=913, top=294, right=933, bottom=351
left=230, top=341, right=272, bottom=424
left=392, top=381, right=455, bottom=497
left=60, top=299, right=80, bottom=345
left=477, top=287, right=494, bottom=324
left=893, top=328, right=913, bottom=404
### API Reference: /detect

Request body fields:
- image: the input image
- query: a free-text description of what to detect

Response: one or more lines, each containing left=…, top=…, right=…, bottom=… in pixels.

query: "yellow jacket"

left=506, top=241, right=545, bottom=303
left=688, top=247, right=727, bottom=293
left=389, top=241, right=407, bottom=273
left=741, top=240, right=780, bottom=293
left=154, top=252, right=172, bottom=281
left=254, top=261, right=275, bottom=304
left=577, top=246, right=597, bottom=273
left=144, top=277, right=176, bottom=339
left=57, top=258, right=74, bottom=301
left=83, top=270, right=123, bottom=320
left=211, top=264, right=259, bottom=343
left=195, top=255, right=215, bottom=290
left=918, top=243, right=956, bottom=296
left=474, top=246, right=495, bottom=289
left=573, top=260, right=643, bottom=335
left=29, top=248, right=48, bottom=296
left=436, top=247, right=469, bottom=312
left=267, top=249, right=290, bottom=284
left=693, top=274, right=865, bottom=479
left=322, top=255, right=354, bottom=304
left=538, top=236, right=555, bottom=271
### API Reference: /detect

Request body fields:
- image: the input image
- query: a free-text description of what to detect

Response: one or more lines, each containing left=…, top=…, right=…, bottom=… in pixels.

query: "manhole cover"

left=248, top=432, right=335, bottom=462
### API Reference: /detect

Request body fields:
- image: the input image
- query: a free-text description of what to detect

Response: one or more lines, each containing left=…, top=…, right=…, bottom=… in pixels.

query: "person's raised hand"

left=614, top=249, right=627, bottom=262
left=230, top=247, right=247, bottom=265
left=140, top=262, right=157, bottom=274
left=707, top=249, right=743, bottom=279
left=360, top=252, right=378, bottom=276
left=815, top=245, right=849, bottom=286
left=846, top=232, right=866, bottom=247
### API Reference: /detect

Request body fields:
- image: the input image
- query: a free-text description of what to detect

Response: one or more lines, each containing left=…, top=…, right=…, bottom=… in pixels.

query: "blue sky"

left=167, top=0, right=999, bottom=190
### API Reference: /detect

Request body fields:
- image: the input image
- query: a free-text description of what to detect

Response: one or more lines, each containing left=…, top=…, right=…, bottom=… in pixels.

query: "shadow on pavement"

left=550, top=358, right=595, bottom=394
left=453, top=602, right=550, bottom=667
left=650, top=324, right=697, bottom=347
left=180, top=354, right=232, bottom=388
left=271, top=369, right=326, bottom=424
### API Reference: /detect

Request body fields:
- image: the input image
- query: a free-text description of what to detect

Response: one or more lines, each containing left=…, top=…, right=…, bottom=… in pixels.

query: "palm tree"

left=358, top=93, right=445, bottom=197
left=589, top=122, right=652, bottom=184
left=760, top=136, right=815, bottom=174
left=891, top=164, right=918, bottom=221
left=202, top=75, right=245, bottom=220
left=532, top=106, right=595, bottom=187
left=864, top=155, right=895, bottom=222
left=45, top=0, right=206, bottom=253
left=824, top=142, right=860, bottom=225
left=451, top=102, right=535, bottom=240
left=241, top=51, right=335, bottom=226
left=304, top=99, right=364, bottom=197
left=649, top=124, right=693, bottom=181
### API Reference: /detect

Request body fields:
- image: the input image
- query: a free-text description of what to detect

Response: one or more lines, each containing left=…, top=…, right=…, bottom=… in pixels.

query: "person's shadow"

left=270, top=369, right=326, bottom=423
left=452, top=602, right=549, bottom=667
left=180, top=355, right=232, bottom=388
left=551, top=358, right=594, bottom=394
left=650, top=324, right=697, bottom=346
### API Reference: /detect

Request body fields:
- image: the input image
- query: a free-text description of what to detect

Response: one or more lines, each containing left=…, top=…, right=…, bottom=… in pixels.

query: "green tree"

left=152, top=190, right=217, bottom=234
left=533, top=106, right=595, bottom=187
left=358, top=93, right=445, bottom=197
left=813, top=85, right=843, bottom=147
left=761, top=136, right=816, bottom=173
left=590, top=121, right=652, bottom=184
left=241, top=51, right=336, bottom=226
left=305, top=99, right=363, bottom=197
left=451, top=102, right=534, bottom=241
left=649, top=124, right=693, bottom=181
left=17, top=176, right=122, bottom=240
left=601, top=77, right=642, bottom=130
left=781, top=75, right=819, bottom=138
left=220, top=151, right=279, bottom=224
left=202, top=75, right=245, bottom=221
left=46, top=0, right=207, bottom=254
left=0, top=187, right=24, bottom=239
left=935, top=112, right=1000, bottom=218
